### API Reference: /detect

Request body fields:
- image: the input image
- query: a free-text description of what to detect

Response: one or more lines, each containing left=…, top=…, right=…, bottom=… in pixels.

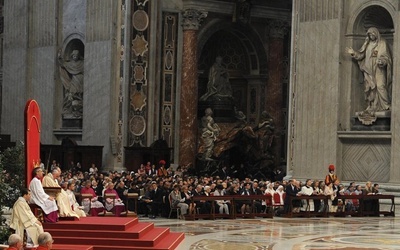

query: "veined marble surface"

left=148, top=216, right=400, bottom=250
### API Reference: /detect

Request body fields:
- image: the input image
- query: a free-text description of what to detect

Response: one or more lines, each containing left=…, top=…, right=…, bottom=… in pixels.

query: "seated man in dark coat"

left=148, top=181, right=165, bottom=218
left=192, top=184, right=211, bottom=214
left=284, top=179, right=301, bottom=214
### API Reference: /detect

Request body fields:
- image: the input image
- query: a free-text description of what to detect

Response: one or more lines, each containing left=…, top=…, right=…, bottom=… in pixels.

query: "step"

left=93, top=232, right=185, bottom=250
left=44, top=217, right=138, bottom=231
left=50, top=244, right=94, bottom=250
left=47, top=222, right=154, bottom=239
left=53, top=227, right=171, bottom=247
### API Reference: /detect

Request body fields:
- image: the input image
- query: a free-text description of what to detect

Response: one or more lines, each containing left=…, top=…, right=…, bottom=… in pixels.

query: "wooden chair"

left=168, top=193, right=181, bottom=219
left=81, top=193, right=93, bottom=216
left=103, top=193, right=117, bottom=216
left=28, top=203, right=44, bottom=223
left=273, top=193, right=285, bottom=207
left=126, top=193, right=138, bottom=217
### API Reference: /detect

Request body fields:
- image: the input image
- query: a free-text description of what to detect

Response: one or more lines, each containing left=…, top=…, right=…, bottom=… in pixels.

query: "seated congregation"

left=20, top=161, right=389, bottom=222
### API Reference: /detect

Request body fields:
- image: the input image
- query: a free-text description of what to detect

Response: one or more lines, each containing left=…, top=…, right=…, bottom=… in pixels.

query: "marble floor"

left=147, top=216, right=400, bottom=250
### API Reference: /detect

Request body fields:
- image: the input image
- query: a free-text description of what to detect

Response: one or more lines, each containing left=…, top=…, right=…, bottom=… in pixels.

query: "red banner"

left=24, top=100, right=41, bottom=187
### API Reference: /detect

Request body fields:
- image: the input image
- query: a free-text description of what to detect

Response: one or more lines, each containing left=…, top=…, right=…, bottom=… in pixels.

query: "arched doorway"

left=196, top=21, right=275, bottom=178
left=197, top=21, right=267, bottom=124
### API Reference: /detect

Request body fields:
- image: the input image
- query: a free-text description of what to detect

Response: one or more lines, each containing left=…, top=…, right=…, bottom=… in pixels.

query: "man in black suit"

left=251, top=181, right=263, bottom=213
left=148, top=181, right=165, bottom=218
left=284, top=179, right=301, bottom=214
left=192, top=184, right=211, bottom=214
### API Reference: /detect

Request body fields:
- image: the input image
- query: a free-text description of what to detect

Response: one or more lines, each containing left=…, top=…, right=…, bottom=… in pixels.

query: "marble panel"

left=30, top=47, right=57, bottom=144
left=290, top=18, right=340, bottom=179
left=62, top=0, right=86, bottom=40
left=82, top=41, right=112, bottom=152
left=3, top=0, right=28, bottom=49
left=1, top=48, right=27, bottom=141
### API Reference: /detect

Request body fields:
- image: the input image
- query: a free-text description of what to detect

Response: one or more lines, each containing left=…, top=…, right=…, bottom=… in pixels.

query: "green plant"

left=0, top=143, right=25, bottom=244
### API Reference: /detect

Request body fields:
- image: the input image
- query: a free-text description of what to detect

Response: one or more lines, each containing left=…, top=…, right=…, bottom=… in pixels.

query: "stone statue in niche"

left=200, top=56, right=233, bottom=102
left=58, top=49, right=84, bottom=119
left=200, top=108, right=221, bottom=160
left=346, top=27, right=392, bottom=116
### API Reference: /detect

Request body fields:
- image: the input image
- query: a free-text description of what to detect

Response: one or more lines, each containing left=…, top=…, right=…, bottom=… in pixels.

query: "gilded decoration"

left=128, top=0, right=149, bottom=146
left=132, top=34, right=148, bottom=56
left=130, top=89, right=147, bottom=111
left=134, top=65, right=145, bottom=81
left=132, top=9, right=149, bottom=31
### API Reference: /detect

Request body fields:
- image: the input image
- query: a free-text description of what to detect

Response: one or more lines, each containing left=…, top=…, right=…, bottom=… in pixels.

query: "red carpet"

left=43, top=217, right=184, bottom=250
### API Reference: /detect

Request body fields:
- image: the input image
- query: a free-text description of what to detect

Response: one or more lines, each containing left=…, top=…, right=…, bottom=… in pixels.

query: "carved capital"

left=268, top=20, right=289, bottom=39
left=182, top=9, right=208, bottom=31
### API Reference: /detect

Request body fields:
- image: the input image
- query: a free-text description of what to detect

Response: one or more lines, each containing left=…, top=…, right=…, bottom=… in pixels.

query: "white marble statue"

left=346, top=27, right=392, bottom=112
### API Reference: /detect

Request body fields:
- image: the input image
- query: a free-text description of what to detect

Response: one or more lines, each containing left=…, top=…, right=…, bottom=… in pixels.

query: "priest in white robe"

left=299, top=179, right=317, bottom=211
left=42, top=167, right=79, bottom=218
left=29, top=167, right=58, bottom=223
left=66, top=181, right=86, bottom=217
left=10, top=188, right=44, bottom=245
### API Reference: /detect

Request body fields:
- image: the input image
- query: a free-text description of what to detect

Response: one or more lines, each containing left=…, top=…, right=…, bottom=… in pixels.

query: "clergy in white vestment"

left=299, top=179, right=316, bottom=211
left=10, top=188, right=44, bottom=245
left=42, top=167, right=80, bottom=218
left=66, top=181, right=86, bottom=217
left=29, top=167, right=58, bottom=223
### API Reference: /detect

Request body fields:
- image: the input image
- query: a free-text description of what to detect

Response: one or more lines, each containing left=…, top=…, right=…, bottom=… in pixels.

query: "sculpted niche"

left=58, top=47, right=84, bottom=120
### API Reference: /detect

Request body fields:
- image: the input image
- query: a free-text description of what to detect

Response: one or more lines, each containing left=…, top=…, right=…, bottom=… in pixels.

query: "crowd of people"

left=5, top=161, right=384, bottom=248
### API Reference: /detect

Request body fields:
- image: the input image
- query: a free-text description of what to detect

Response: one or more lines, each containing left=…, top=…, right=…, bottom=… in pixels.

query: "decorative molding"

left=183, top=0, right=290, bottom=21
left=268, top=19, right=289, bottom=39
left=161, top=12, right=179, bottom=147
left=342, top=139, right=390, bottom=182
left=181, top=9, right=207, bottom=31
left=128, top=0, right=150, bottom=146
left=115, top=0, right=128, bottom=162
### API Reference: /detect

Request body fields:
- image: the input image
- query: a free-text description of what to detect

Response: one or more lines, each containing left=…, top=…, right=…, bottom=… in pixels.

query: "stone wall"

left=288, top=0, right=400, bottom=185
left=288, top=0, right=341, bottom=179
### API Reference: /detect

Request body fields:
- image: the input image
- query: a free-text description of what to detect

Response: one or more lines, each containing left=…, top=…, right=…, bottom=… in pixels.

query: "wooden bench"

left=187, top=194, right=273, bottom=220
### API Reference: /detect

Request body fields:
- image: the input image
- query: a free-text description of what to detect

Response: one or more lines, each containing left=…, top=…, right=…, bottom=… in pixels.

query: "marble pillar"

left=179, top=9, right=207, bottom=167
left=266, top=20, right=288, bottom=166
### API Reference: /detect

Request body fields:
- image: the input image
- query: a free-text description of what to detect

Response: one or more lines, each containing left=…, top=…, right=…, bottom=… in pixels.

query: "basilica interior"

left=2, top=0, right=400, bottom=249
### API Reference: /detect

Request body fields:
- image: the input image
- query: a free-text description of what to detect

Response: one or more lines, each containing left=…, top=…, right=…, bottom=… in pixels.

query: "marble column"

left=266, top=20, right=288, bottom=167
left=179, top=9, right=207, bottom=167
